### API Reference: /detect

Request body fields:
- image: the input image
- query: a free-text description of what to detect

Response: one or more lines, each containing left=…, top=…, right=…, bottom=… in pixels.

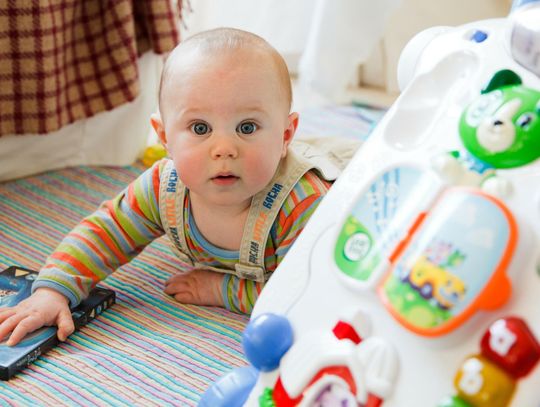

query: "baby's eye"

left=191, top=122, right=210, bottom=135
left=236, top=121, right=257, bottom=135
left=516, top=113, right=534, bottom=129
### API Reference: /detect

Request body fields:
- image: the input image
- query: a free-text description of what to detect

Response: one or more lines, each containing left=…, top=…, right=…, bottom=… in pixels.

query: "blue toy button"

left=242, top=313, right=293, bottom=372
left=198, top=365, right=259, bottom=407
left=470, top=30, right=488, bottom=43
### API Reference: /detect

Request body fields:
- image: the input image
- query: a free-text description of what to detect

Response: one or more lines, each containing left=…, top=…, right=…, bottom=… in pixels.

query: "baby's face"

left=160, top=49, right=296, bottom=210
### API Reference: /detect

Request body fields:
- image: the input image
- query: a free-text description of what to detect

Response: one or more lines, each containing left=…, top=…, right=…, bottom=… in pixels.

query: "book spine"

left=3, top=335, right=59, bottom=380
left=73, top=292, right=115, bottom=329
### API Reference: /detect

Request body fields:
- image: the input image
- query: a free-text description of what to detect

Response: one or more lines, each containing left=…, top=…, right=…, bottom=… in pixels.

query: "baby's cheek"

left=243, top=154, right=280, bottom=186
left=175, top=155, right=204, bottom=186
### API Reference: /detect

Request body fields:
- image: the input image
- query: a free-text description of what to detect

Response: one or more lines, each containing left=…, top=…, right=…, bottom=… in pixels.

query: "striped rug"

left=0, top=105, right=382, bottom=406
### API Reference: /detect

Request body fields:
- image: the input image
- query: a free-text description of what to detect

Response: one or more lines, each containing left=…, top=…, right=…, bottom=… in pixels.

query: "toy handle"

left=509, top=0, right=540, bottom=78
left=511, top=0, right=540, bottom=11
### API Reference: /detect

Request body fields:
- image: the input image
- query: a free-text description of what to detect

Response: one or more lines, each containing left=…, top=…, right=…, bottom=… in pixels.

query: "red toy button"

left=480, top=316, right=540, bottom=378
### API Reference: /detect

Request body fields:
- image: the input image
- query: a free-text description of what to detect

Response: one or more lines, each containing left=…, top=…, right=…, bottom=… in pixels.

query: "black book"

left=0, top=266, right=115, bottom=380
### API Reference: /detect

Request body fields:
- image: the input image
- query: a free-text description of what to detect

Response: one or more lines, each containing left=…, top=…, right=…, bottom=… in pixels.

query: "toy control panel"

left=201, top=2, right=540, bottom=406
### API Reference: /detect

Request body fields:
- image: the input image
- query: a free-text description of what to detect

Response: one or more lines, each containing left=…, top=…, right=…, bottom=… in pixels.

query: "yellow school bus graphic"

left=400, top=256, right=466, bottom=310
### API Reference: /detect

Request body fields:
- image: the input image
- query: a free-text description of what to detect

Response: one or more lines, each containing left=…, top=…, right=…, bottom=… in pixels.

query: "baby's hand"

left=164, top=269, right=225, bottom=307
left=0, top=287, right=74, bottom=346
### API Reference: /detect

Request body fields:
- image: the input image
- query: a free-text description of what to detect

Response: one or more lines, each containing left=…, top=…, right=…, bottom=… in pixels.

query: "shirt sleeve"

left=32, top=160, right=167, bottom=306
left=222, top=274, right=263, bottom=314
left=271, top=170, right=332, bottom=267
left=222, top=170, right=332, bottom=314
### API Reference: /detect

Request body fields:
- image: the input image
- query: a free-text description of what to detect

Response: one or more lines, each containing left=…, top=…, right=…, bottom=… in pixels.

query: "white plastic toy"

left=201, top=2, right=540, bottom=406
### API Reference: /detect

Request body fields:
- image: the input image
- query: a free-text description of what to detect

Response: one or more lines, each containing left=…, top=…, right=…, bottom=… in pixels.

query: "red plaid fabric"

left=0, top=0, right=183, bottom=136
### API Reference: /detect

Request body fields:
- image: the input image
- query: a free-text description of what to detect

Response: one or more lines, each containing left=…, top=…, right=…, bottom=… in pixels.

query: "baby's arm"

left=222, top=274, right=262, bottom=313
left=163, top=270, right=263, bottom=313
left=34, top=161, right=166, bottom=304
left=0, top=161, right=167, bottom=345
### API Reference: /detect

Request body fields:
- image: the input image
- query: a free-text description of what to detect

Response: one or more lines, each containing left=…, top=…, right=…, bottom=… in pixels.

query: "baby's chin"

left=196, top=191, right=254, bottom=210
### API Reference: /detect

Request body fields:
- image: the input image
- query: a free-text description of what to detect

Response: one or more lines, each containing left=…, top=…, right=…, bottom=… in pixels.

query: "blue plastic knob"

left=198, top=365, right=259, bottom=407
left=242, top=313, right=294, bottom=372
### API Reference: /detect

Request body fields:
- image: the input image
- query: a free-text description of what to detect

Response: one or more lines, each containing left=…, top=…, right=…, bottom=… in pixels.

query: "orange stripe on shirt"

left=277, top=195, right=319, bottom=240
left=126, top=184, right=145, bottom=218
left=152, top=162, right=162, bottom=199
left=238, top=279, right=246, bottom=313
left=305, top=171, right=331, bottom=196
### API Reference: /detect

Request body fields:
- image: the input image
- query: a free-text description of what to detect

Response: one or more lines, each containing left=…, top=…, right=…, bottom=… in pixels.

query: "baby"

left=0, top=28, right=336, bottom=346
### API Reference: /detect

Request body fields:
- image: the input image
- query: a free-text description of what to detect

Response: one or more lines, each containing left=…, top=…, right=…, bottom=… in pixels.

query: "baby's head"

left=152, top=28, right=299, bottom=210
left=158, top=28, right=293, bottom=118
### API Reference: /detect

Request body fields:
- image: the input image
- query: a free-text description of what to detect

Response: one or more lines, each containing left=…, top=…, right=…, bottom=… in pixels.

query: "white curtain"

left=182, top=0, right=401, bottom=107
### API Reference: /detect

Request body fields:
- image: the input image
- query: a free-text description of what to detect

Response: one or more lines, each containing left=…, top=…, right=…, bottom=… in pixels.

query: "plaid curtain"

left=0, top=0, right=183, bottom=136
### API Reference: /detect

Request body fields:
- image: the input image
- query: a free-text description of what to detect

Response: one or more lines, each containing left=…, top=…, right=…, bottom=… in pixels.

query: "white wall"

left=181, top=0, right=402, bottom=107
left=181, top=0, right=314, bottom=71
left=182, top=0, right=513, bottom=106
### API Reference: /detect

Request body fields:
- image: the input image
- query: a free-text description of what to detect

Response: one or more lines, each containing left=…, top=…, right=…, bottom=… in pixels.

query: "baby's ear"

left=150, top=113, right=167, bottom=145
left=282, top=112, right=299, bottom=157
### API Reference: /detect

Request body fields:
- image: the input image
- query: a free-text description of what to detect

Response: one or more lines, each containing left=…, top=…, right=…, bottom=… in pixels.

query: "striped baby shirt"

left=33, top=159, right=331, bottom=313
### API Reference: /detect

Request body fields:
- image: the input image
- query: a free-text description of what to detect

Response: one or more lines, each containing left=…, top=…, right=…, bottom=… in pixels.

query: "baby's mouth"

left=211, top=173, right=239, bottom=185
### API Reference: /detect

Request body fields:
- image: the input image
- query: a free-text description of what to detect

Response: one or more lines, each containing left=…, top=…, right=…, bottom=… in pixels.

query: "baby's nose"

left=211, top=133, right=239, bottom=159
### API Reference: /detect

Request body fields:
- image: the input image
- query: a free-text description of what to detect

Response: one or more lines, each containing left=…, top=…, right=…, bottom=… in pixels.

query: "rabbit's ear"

left=481, top=69, right=522, bottom=94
